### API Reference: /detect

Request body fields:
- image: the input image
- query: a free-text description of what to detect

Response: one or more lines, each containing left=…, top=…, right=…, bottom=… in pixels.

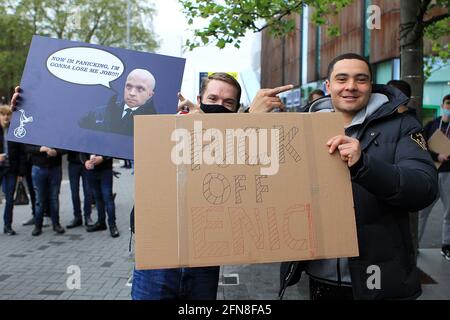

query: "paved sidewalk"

left=0, top=162, right=135, bottom=300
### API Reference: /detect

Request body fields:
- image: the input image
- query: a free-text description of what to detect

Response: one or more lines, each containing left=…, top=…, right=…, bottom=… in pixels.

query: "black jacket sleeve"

left=25, top=144, right=42, bottom=155
left=351, top=116, right=438, bottom=212
left=17, top=143, right=27, bottom=177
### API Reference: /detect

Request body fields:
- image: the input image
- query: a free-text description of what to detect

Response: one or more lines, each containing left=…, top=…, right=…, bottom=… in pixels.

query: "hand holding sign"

left=10, top=86, right=21, bottom=111
left=327, top=135, right=362, bottom=167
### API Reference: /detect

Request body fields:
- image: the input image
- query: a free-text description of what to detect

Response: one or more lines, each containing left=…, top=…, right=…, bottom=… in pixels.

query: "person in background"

left=82, top=153, right=119, bottom=238
left=419, top=94, right=450, bottom=261
left=26, top=144, right=65, bottom=236
left=0, top=105, right=26, bottom=235
left=387, top=79, right=417, bottom=117
left=66, top=151, right=94, bottom=228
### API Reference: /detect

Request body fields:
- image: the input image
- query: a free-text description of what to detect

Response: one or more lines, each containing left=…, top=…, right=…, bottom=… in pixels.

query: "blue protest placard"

left=8, top=35, right=185, bottom=160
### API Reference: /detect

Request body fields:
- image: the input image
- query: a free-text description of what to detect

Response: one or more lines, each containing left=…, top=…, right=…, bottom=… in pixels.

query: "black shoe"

left=53, top=224, right=65, bottom=234
left=4, top=226, right=16, bottom=235
left=109, top=225, right=120, bottom=238
left=86, top=222, right=107, bottom=232
left=66, top=218, right=83, bottom=229
left=32, top=226, right=42, bottom=236
left=84, top=216, right=94, bottom=226
left=22, top=216, right=35, bottom=226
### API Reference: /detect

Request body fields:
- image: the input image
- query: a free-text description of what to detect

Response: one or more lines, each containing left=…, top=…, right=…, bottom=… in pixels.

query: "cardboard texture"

left=134, top=113, right=359, bottom=269
left=427, top=130, right=450, bottom=168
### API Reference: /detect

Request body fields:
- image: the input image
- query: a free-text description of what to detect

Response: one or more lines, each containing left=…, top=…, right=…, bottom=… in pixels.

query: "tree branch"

left=423, top=13, right=450, bottom=27
left=418, top=0, right=432, bottom=20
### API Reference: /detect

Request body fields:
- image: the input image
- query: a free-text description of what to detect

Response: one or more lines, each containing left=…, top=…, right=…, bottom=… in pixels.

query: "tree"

left=0, top=14, right=34, bottom=102
left=180, top=0, right=352, bottom=50
left=400, top=0, right=449, bottom=120
left=0, top=0, right=159, bottom=101
left=4, top=0, right=159, bottom=51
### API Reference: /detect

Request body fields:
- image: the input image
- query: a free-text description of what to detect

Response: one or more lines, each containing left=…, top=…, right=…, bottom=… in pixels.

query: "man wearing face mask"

left=131, top=72, right=293, bottom=300
left=419, top=94, right=450, bottom=261
left=132, top=72, right=241, bottom=300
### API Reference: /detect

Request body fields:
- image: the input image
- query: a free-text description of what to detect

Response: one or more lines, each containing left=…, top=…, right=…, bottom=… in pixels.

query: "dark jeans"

left=68, top=162, right=92, bottom=219
left=309, top=277, right=354, bottom=300
left=0, top=168, right=17, bottom=227
left=131, top=267, right=220, bottom=300
left=25, top=164, right=36, bottom=216
left=32, top=165, right=62, bottom=226
left=89, top=168, right=115, bottom=226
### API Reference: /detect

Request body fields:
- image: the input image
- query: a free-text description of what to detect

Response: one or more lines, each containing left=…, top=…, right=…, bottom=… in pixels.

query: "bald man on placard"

left=79, top=68, right=157, bottom=136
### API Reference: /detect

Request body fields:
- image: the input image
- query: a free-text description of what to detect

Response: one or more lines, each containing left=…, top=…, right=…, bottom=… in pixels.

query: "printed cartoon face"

left=326, top=59, right=372, bottom=116
left=124, top=69, right=155, bottom=108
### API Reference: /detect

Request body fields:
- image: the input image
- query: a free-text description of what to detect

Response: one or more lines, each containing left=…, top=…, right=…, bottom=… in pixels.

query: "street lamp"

left=127, top=0, right=131, bottom=49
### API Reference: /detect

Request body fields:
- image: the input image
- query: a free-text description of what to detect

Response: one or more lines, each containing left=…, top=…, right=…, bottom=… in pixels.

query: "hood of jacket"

left=308, top=84, right=409, bottom=137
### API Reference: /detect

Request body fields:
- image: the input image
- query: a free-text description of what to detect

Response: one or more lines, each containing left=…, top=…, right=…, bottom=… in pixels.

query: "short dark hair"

left=308, top=89, right=325, bottom=102
left=327, top=53, right=373, bottom=81
left=443, top=94, right=450, bottom=104
left=199, top=72, right=242, bottom=110
left=387, top=80, right=412, bottom=98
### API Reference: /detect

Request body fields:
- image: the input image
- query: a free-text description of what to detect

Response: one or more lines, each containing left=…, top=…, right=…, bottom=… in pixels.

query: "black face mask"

left=200, top=102, right=236, bottom=113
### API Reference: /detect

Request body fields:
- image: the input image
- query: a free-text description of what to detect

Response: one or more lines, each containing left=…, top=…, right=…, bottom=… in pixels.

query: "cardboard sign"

left=427, top=130, right=450, bottom=168
left=8, top=35, right=185, bottom=160
left=134, top=113, right=359, bottom=269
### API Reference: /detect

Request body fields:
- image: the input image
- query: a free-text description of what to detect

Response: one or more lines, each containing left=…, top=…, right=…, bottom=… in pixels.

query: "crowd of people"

left=3, top=52, right=449, bottom=301
left=0, top=107, right=123, bottom=238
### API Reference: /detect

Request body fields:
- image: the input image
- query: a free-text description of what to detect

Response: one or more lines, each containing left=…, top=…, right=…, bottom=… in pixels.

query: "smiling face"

left=124, top=70, right=155, bottom=108
left=326, top=59, right=372, bottom=118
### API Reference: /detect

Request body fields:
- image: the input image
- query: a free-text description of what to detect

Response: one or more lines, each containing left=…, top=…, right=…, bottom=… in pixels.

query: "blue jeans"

left=89, top=168, right=115, bottom=226
left=32, top=165, right=62, bottom=226
left=68, top=162, right=92, bottom=219
left=131, top=267, right=220, bottom=300
left=0, top=169, right=17, bottom=227
left=25, top=164, right=36, bottom=216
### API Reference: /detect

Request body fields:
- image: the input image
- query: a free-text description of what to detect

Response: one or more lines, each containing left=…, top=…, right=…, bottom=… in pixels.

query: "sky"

left=151, top=0, right=261, bottom=105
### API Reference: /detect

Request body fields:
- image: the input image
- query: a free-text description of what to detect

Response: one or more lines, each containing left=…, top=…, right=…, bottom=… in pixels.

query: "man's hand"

left=438, top=153, right=449, bottom=163
left=248, top=84, right=294, bottom=113
left=177, top=92, right=196, bottom=113
left=47, top=148, right=57, bottom=157
left=85, top=160, right=94, bottom=170
left=10, top=86, right=20, bottom=111
left=327, top=135, right=362, bottom=167
left=91, top=156, right=104, bottom=166
left=40, top=146, right=50, bottom=153
left=0, top=153, right=6, bottom=162
left=17, top=176, right=23, bottom=183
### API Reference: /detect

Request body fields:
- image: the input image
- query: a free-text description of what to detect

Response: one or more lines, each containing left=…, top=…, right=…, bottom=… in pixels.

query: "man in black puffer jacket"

left=280, top=53, right=438, bottom=300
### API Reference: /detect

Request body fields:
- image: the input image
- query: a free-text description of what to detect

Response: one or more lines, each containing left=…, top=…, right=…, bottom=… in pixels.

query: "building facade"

left=260, top=0, right=449, bottom=121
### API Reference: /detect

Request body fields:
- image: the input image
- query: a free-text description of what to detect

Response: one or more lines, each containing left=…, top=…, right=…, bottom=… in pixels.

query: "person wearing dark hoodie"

left=279, top=53, right=438, bottom=300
